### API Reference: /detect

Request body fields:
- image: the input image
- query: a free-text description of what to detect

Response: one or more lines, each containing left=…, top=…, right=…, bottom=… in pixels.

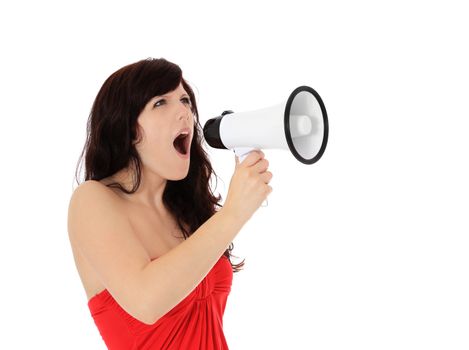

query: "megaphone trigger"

left=233, top=147, right=257, bottom=164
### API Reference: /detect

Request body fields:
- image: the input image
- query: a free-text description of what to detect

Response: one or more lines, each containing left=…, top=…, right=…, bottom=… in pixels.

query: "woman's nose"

left=178, top=108, right=191, bottom=121
left=179, top=111, right=190, bottom=121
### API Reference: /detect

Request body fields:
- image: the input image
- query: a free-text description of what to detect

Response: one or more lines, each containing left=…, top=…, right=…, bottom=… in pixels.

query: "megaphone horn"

left=203, top=85, right=329, bottom=165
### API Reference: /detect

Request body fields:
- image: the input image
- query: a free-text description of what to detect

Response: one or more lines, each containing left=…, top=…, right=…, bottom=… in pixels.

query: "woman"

left=67, top=57, right=273, bottom=349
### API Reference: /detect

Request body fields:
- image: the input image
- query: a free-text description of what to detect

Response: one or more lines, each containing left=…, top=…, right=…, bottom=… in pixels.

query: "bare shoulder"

left=70, top=180, right=118, bottom=203
left=69, top=180, right=121, bottom=215
left=68, top=180, right=116, bottom=250
left=67, top=179, right=128, bottom=245
left=67, top=180, right=154, bottom=323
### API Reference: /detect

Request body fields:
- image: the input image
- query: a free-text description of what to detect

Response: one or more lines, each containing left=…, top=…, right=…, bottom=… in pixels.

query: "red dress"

left=87, top=255, right=233, bottom=349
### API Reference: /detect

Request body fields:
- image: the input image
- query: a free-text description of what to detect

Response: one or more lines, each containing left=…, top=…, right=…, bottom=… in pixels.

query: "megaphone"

left=203, top=85, right=329, bottom=165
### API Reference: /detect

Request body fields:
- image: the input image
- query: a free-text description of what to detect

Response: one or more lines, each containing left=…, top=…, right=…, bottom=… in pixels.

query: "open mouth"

left=173, top=133, right=190, bottom=155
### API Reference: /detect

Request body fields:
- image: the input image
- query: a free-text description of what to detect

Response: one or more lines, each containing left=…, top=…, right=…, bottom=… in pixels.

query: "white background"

left=0, top=1, right=468, bottom=349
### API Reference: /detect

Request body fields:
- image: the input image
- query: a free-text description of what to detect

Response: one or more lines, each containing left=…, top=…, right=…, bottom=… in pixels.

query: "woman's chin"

left=170, top=164, right=190, bottom=180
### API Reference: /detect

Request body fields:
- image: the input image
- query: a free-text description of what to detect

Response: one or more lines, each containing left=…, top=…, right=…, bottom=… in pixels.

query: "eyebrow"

left=157, top=93, right=189, bottom=98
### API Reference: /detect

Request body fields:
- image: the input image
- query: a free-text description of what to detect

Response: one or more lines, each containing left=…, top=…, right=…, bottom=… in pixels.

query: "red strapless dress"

left=87, top=255, right=233, bottom=350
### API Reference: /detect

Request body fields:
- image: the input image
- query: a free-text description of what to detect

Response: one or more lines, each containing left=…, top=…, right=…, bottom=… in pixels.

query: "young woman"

left=67, top=57, right=273, bottom=349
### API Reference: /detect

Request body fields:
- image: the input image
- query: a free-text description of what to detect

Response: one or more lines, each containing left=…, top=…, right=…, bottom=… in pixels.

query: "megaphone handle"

left=233, top=147, right=269, bottom=208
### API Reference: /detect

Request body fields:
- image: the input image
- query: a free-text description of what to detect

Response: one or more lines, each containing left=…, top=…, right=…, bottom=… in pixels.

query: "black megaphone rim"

left=284, top=85, right=329, bottom=165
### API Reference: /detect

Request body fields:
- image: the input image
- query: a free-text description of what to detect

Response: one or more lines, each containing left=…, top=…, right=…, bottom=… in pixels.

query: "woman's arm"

left=68, top=180, right=244, bottom=325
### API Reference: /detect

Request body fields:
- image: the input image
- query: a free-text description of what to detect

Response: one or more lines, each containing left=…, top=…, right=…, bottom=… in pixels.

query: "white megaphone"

left=203, top=85, right=329, bottom=165
left=203, top=85, right=329, bottom=207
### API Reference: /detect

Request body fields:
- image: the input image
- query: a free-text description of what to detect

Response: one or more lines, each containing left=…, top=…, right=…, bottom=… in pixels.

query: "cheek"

left=142, top=121, right=165, bottom=142
left=140, top=128, right=172, bottom=155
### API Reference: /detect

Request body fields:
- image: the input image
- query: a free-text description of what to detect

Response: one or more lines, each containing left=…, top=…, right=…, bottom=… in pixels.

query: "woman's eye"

left=153, top=99, right=165, bottom=108
left=153, top=98, right=191, bottom=108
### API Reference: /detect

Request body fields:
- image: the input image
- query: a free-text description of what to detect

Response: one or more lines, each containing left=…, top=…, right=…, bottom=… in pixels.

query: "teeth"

left=175, top=131, right=189, bottom=139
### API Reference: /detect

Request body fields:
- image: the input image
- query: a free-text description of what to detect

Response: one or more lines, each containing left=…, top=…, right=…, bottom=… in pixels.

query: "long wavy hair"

left=73, top=57, right=244, bottom=273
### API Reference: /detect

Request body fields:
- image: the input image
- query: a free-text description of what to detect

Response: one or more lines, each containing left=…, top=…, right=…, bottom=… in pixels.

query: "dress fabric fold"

left=87, top=255, right=233, bottom=350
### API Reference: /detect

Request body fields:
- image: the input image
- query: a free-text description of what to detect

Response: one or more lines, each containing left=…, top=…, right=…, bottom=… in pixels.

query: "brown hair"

left=73, top=57, right=244, bottom=273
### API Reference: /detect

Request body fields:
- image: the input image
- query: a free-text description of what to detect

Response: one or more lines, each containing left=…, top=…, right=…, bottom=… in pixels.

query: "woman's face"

left=134, top=82, right=195, bottom=181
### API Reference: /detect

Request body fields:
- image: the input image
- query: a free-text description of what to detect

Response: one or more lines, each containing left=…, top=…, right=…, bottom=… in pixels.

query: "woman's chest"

left=127, top=207, right=187, bottom=259
left=77, top=202, right=187, bottom=301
